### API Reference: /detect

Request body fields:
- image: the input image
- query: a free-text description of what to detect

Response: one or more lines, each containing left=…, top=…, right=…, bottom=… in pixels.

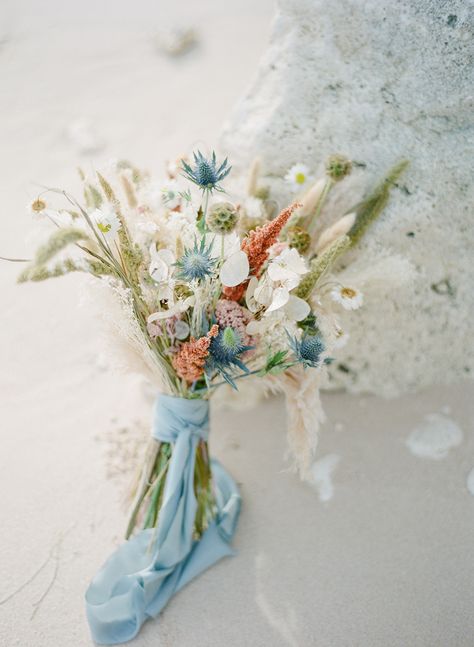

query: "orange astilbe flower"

left=223, top=202, right=301, bottom=301
left=172, top=324, right=218, bottom=383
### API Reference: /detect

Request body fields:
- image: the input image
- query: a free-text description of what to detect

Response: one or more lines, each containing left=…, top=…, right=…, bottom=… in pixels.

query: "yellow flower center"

left=341, top=287, right=357, bottom=299
left=295, top=172, right=306, bottom=185
left=31, top=199, right=46, bottom=212
left=97, top=222, right=112, bottom=233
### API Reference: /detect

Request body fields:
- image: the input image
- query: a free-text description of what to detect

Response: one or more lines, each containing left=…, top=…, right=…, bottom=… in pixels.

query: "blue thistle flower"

left=207, top=326, right=253, bottom=388
left=288, top=333, right=325, bottom=369
left=181, top=151, right=231, bottom=192
left=175, top=237, right=217, bottom=282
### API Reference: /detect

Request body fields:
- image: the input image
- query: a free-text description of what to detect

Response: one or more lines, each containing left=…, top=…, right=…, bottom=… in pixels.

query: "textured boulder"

left=221, top=0, right=474, bottom=396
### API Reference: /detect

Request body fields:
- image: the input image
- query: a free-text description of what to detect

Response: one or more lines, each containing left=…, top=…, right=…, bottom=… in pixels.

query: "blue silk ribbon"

left=85, top=394, right=241, bottom=644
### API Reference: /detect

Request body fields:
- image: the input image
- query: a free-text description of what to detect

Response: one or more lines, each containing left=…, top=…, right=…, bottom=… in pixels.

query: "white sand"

left=1, top=2, right=474, bottom=646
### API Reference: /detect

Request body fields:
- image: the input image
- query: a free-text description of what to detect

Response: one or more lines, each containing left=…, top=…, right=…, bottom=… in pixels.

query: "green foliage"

left=34, top=228, right=90, bottom=266
left=294, top=235, right=351, bottom=300
left=348, top=160, right=409, bottom=245
left=257, top=349, right=290, bottom=376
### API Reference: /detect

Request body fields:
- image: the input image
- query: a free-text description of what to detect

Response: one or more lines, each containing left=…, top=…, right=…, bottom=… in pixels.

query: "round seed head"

left=286, top=225, right=311, bottom=254
left=326, top=155, right=352, bottom=181
left=207, top=201, right=239, bottom=234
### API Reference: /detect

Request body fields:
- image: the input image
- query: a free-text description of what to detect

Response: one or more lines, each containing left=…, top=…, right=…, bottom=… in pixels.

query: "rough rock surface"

left=221, top=0, right=474, bottom=396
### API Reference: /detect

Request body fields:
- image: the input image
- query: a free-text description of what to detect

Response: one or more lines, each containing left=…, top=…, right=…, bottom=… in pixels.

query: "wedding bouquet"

left=18, top=150, right=406, bottom=643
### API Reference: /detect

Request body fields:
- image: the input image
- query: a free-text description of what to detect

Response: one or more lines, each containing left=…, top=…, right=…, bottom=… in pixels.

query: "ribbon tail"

left=85, top=456, right=240, bottom=645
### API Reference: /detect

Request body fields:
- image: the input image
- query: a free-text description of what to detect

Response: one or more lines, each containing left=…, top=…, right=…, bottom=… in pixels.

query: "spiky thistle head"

left=288, top=332, right=325, bottom=368
left=175, top=237, right=217, bottom=282
left=181, top=150, right=231, bottom=192
left=207, top=326, right=253, bottom=387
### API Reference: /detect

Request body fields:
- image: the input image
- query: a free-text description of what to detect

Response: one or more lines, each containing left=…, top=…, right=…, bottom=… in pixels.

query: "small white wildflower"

left=90, top=207, right=121, bottom=240
left=243, top=196, right=265, bottom=219
left=284, top=163, right=314, bottom=192
left=161, top=180, right=181, bottom=209
left=330, top=285, right=364, bottom=310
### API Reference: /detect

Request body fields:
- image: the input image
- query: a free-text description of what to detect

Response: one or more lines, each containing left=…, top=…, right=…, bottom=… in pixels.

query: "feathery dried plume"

left=267, top=367, right=326, bottom=479
left=34, top=227, right=90, bottom=266
left=172, top=325, right=218, bottom=383
left=121, top=175, right=138, bottom=208
left=295, top=235, right=351, bottom=300
left=348, top=160, right=409, bottom=245
left=315, top=212, right=356, bottom=253
left=223, top=202, right=300, bottom=301
left=246, top=157, right=261, bottom=197
left=97, top=172, right=118, bottom=206
left=299, top=178, right=326, bottom=219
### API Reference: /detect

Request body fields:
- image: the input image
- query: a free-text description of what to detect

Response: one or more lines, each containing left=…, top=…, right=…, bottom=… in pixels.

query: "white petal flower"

left=90, top=207, right=121, bottom=240
left=245, top=276, right=260, bottom=312
left=207, top=231, right=241, bottom=260
left=268, top=247, right=308, bottom=284
left=149, top=246, right=175, bottom=283
left=147, top=295, right=195, bottom=322
left=254, top=279, right=274, bottom=307
left=284, top=295, right=311, bottom=321
left=266, top=286, right=290, bottom=313
left=174, top=320, right=190, bottom=340
left=330, top=285, right=364, bottom=310
left=284, top=163, right=314, bottom=192
left=220, top=250, right=249, bottom=287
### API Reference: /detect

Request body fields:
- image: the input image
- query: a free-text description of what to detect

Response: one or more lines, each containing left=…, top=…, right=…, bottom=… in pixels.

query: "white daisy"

left=284, top=163, right=314, bottom=192
left=90, top=207, right=121, bottom=240
left=330, top=285, right=364, bottom=310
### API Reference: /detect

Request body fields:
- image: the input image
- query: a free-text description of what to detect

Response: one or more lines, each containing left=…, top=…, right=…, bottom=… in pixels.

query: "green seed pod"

left=326, top=155, right=352, bottom=181
left=207, top=201, right=238, bottom=234
left=285, top=225, right=311, bottom=254
left=254, top=186, right=270, bottom=201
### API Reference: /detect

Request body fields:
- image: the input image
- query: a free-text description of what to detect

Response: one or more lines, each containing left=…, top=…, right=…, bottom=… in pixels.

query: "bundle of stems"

left=125, top=440, right=215, bottom=540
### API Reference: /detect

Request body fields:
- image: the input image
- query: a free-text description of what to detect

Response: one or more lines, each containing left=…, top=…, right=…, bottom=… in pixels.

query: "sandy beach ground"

left=1, top=2, right=473, bottom=646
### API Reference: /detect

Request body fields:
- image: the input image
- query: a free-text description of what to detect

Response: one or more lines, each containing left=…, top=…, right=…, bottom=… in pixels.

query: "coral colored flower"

left=172, top=325, right=218, bottom=383
left=222, top=202, right=300, bottom=301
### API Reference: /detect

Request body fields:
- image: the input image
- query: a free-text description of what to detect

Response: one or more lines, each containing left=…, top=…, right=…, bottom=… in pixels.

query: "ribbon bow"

left=85, top=394, right=240, bottom=645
